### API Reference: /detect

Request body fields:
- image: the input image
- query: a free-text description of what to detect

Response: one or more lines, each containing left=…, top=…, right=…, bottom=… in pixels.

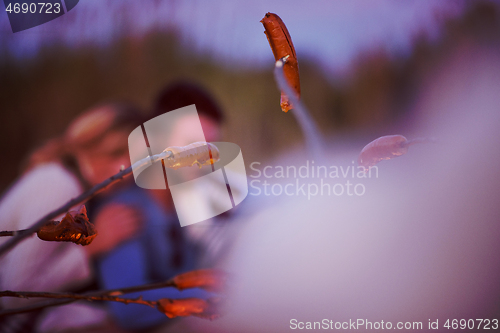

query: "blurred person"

left=0, top=102, right=144, bottom=333
left=92, top=82, right=238, bottom=331
left=151, top=82, right=243, bottom=265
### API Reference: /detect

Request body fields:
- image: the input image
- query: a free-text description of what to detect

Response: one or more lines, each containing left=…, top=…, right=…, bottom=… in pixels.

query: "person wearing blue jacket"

left=93, top=184, right=214, bottom=330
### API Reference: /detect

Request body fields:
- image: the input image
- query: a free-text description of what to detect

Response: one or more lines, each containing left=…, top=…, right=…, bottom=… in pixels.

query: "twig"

left=0, top=290, right=157, bottom=308
left=274, top=56, right=324, bottom=161
left=0, top=229, right=29, bottom=237
left=0, top=275, right=178, bottom=316
left=0, top=150, right=169, bottom=257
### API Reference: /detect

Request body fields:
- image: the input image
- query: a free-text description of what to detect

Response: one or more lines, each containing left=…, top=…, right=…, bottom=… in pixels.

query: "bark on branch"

left=0, top=269, right=225, bottom=317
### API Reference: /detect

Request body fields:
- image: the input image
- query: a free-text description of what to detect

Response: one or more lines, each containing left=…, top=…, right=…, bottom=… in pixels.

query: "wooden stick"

left=0, top=229, right=29, bottom=237
left=0, top=275, right=178, bottom=316
left=274, top=56, right=324, bottom=161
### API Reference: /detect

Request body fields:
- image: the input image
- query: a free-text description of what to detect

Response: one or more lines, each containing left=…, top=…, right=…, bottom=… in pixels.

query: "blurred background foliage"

left=0, top=2, right=498, bottom=193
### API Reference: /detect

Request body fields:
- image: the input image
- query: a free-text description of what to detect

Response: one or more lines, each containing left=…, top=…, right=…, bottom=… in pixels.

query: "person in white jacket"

left=0, top=102, right=143, bottom=333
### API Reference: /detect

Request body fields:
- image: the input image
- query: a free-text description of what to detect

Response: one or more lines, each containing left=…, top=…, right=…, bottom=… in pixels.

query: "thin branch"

left=0, top=229, right=29, bottom=237
left=0, top=150, right=169, bottom=257
left=0, top=298, right=75, bottom=316
left=0, top=277, right=176, bottom=317
left=274, top=56, right=324, bottom=161
left=0, top=268, right=226, bottom=317
left=0, top=290, right=157, bottom=308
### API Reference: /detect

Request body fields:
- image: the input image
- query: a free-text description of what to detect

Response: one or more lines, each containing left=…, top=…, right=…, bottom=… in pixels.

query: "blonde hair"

left=23, top=102, right=142, bottom=175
